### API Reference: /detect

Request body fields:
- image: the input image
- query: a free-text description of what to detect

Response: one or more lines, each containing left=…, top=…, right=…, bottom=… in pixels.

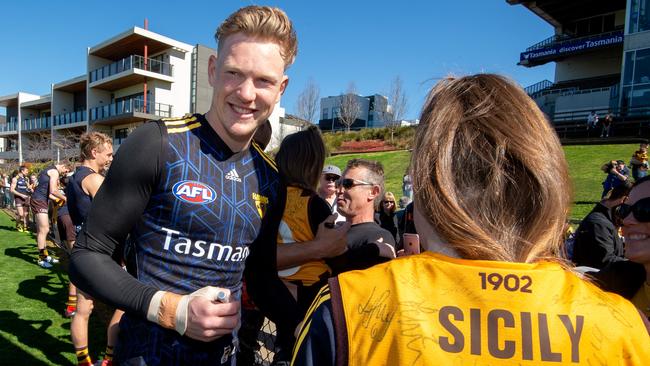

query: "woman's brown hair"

left=412, top=74, right=571, bottom=262
left=275, top=125, right=326, bottom=191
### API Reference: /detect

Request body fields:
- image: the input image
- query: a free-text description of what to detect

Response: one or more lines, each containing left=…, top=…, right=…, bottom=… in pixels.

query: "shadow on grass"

left=4, top=245, right=37, bottom=266
left=0, top=311, right=72, bottom=366
left=17, top=273, right=68, bottom=315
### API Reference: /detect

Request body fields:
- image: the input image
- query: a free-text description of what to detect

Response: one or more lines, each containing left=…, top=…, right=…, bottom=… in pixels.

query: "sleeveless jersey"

left=277, top=186, right=330, bottom=285
left=15, top=175, right=30, bottom=195
left=66, top=166, right=95, bottom=226
left=31, top=165, right=55, bottom=201
left=330, top=252, right=650, bottom=365
left=128, top=114, right=280, bottom=297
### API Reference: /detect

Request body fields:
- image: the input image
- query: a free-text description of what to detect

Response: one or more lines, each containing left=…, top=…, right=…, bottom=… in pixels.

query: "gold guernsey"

left=333, top=252, right=650, bottom=365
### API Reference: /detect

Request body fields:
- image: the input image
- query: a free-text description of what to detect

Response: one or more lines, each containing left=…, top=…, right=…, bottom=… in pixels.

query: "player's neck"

left=82, top=160, right=101, bottom=174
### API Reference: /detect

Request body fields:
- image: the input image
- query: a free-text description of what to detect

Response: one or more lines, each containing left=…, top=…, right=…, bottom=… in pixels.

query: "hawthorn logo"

left=172, top=180, right=217, bottom=204
left=252, top=193, right=269, bottom=218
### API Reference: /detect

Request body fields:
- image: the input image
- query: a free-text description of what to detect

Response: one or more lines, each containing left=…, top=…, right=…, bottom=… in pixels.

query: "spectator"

left=402, top=171, right=413, bottom=200
left=630, top=141, right=649, bottom=180
left=601, top=111, right=614, bottom=138
left=3, top=172, right=12, bottom=208
left=292, top=74, right=650, bottom=365
left=602, top=159, right=629, bottom=198
left=572, top=183, right=630, bottom=269
left=273, top=126, right=349, bottom=362
left=375, top=191, right=398, bottom=242
left=318, top=164, right=345, bottom=223
left=587, top=110, right=599, bottom=130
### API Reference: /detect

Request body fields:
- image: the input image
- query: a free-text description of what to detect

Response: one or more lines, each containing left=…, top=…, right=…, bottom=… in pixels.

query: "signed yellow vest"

left=277, top=186, right=330, bottom=286
left=333, top=252, right=650, bottom=365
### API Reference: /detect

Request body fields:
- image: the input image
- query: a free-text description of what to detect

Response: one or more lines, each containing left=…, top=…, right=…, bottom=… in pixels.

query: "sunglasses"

left=324, top=174, right=339, bottom=182
left=614, top=197, right=650, bottom=223
left=335, top=178, right=374, bottom=190
left=383, top=201, right=395, bottom=204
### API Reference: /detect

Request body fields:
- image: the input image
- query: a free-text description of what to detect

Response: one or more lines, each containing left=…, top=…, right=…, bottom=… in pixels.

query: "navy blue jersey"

left=130, top=115, right=279, bottom=296
left=15, top=175, right=30, bottom=195
left=32, top=165, right=54, bottom=201
left=66, top=166, right=95, bottom=226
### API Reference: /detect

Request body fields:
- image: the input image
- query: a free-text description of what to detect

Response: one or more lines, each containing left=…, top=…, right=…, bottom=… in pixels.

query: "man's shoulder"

left=349, top=222, right=396, bottom=245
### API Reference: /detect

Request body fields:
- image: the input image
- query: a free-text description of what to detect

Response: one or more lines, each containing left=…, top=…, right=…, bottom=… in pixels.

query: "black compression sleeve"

left=70, top=121, right=163, bottom=316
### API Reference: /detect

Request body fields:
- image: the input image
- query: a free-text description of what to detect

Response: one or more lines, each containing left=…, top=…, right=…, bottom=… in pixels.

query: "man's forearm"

left=277, top=239, right=326, bottom=269
left=70, top=244, right=157, bottom=316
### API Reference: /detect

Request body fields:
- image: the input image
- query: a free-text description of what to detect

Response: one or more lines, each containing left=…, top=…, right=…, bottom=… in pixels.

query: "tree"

left=295, top=79, right=320, bottom=123
left=338, top=83, right=361, bottom=133
left=384, top=76, right=409, bottom=143
left=22, top=131, right=52, bottom=162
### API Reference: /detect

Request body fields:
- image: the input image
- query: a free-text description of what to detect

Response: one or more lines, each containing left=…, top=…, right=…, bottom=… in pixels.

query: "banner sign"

left=520, top=31, right=624, bottom=63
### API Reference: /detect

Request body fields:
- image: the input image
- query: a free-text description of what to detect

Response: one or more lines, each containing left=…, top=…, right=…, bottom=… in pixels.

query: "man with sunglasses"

left=318, top=165, right=346, bottom=224
left=573, top=184, right=630, bottom=269
left=333, top=159, right=396, bottom=268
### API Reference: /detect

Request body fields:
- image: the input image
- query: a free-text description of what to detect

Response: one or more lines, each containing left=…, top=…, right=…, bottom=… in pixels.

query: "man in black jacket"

left=573, top=183, right=630, bottom=269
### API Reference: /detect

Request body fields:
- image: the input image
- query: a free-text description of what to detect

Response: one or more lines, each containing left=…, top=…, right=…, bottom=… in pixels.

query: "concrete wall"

left=625, top=31, right=650, bottom=51
left=555, top=51, right=622, bottom=82
left=193, top=45, right=213, bottom=114
left=554, top=89, right=611, bottom=113
left=52, top=91, right=74, bottom=115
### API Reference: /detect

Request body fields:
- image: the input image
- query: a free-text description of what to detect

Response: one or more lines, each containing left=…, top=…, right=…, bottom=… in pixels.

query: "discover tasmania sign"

left=520, top=31, right=623, bottom=64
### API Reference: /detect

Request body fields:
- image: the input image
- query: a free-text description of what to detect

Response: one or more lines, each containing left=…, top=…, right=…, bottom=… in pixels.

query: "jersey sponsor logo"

left=252, top=192, right=269, bottom=218
left=172, top=180, right=216, bottom=204
left=225, top=168, right=242, bottom=182
left=162, top=227, right=249, bottom=262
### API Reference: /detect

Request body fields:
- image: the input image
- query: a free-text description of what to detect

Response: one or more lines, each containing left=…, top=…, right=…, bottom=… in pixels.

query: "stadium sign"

left=520, top=31, right=624, bottom=63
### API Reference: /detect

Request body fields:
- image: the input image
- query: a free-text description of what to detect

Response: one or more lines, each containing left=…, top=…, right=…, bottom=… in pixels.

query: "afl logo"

left=172, top=180, right=216, bottom=204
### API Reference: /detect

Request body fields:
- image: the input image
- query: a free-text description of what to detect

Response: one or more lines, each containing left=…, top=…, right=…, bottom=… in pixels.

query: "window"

left=620, top=48, right=650, bottom=109
left=114, top=128, right=129, bottom=145
left=322, top=108, right=329, bottom=120
left=630, top=0, right=650, bottom=33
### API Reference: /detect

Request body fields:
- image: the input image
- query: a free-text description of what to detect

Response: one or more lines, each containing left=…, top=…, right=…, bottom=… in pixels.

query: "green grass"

left=327, top=144, right=640, bottom=221
left=0, top=211, right=106, bottom=365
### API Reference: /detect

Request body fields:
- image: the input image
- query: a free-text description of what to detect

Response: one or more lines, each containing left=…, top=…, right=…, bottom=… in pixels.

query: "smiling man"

left=70, top=6, right=298, bottom=365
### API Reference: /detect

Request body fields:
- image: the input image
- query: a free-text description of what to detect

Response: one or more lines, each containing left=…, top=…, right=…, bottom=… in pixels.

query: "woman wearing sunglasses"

left=292, top=74, right=650, bottom=365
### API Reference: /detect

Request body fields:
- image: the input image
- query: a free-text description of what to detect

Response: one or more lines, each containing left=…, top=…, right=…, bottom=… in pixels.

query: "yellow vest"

left=277, top=186, right=330, bottom=285
left=335, top=252, right=650, bottom=365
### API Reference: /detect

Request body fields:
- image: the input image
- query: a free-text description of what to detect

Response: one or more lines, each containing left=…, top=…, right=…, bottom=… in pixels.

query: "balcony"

left=519, top=29, right=624, bottom=67
left=22, top=117, right=51, bottom=131
left=53, top=110, right=87, bottom=128
left=89, top=55, right=174, bottom=90
left=90, top=98, right=172, bottom=125
left=0, top=117, right=18, bottom=134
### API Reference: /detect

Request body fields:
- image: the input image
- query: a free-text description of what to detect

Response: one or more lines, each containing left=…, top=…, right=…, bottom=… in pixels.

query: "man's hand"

left=147, top=286, right=240, bottom=342
left=315, top=214, right=350, bottom=258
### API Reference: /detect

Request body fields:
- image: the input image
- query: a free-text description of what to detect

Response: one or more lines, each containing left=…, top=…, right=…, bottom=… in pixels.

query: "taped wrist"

left=146, top=291, right=183, bottom=330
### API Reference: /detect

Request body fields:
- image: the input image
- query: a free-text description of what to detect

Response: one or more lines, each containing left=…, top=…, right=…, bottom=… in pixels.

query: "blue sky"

left=0, top=0, right=555, bottom=120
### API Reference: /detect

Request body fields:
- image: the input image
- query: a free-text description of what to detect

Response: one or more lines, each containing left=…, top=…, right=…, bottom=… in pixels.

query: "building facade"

left=318, top=93, right=391, bottom=131
left=509, top=0, right=650, bottom=129
left=0, top=25, right=288, bottom=164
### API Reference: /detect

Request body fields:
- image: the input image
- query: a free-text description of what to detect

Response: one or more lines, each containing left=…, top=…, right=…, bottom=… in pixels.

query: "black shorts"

left=57, top=214, right=76, bottom=243
left=15, top=195, right=28, bottom=207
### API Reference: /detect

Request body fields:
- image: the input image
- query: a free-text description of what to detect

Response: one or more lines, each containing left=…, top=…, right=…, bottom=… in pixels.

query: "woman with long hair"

left=292, top=74, right=650, bottom=365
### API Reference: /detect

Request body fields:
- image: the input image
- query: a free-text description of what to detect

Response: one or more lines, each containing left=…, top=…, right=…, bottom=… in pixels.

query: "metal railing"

left=53, top=110, right=87, bottom=126
left=0, top=118, right=17, bottom=133
left=89, top=98, right=172, bottom=121
left=524, top=80, right=553, bottom=95
left=525, top=29, right=624, bottom=52
left=89, top=54, right=173, bottom=83
left=22, top=116, right=51, bottom=131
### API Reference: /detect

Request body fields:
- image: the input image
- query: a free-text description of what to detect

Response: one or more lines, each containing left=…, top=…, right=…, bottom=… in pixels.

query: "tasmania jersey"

left=292, top=252, right=650, bottom=365
left=130, top=114, right=279, bottom=296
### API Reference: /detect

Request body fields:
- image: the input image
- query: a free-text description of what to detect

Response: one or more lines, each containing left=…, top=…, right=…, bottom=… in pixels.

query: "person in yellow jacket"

left=292, top=74, right=650, bottom=366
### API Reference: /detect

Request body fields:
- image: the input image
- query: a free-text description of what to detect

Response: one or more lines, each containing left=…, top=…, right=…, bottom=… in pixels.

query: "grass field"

left=327, top=143, right=641, bottom=221
left=0, top=211, right=107, bottom=366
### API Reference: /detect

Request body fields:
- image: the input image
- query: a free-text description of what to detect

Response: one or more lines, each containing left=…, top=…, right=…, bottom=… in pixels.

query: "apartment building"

left=0, top=25, right=290, bottom=163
